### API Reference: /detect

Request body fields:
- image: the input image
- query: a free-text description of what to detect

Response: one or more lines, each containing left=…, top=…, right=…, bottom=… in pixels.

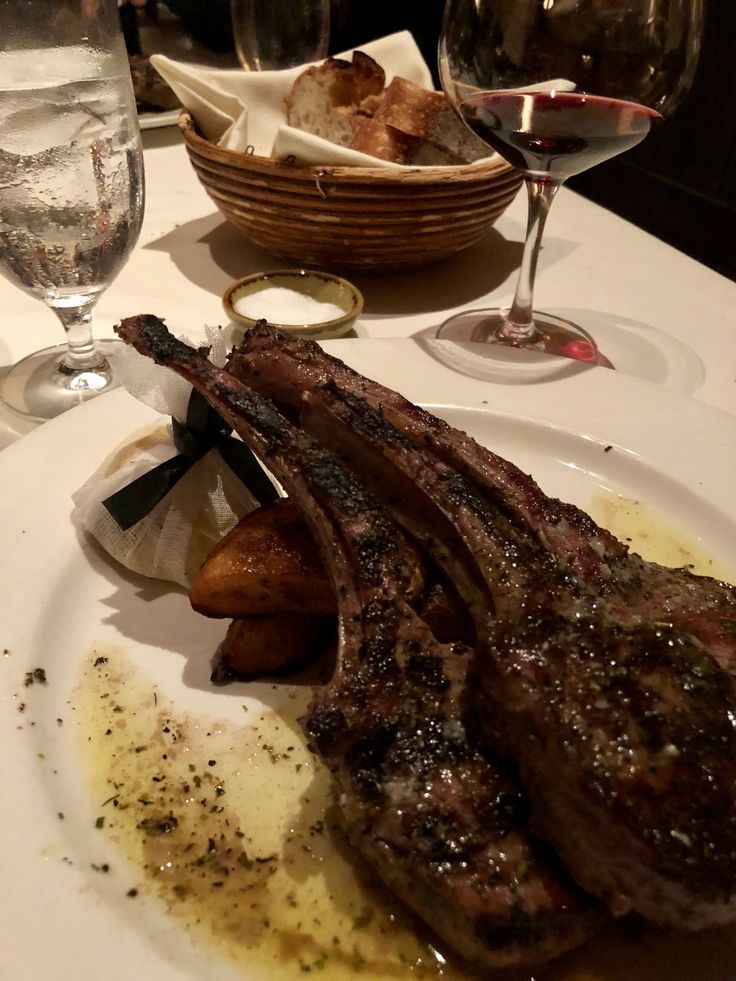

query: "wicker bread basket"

left=179, top=112, right=523, bottom=273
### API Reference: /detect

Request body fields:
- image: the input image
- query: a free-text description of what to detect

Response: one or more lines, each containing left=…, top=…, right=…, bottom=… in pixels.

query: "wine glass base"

left=437, top=309, right=613, bottom=368
left=0, top=339, right=121, bottom=422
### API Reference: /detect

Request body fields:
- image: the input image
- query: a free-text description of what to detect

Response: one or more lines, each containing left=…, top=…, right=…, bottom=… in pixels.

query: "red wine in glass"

left=437, top=0, right=703, bottom=369
left=459, top=91, right=661, bottom=182
left=437, top=86, right=663, bottom=364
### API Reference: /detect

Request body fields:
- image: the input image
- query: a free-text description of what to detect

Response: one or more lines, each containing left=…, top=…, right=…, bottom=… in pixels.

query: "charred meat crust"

left=228, top=323, right=736, bottom=675
left=227, top=322, right=736, bottom=931
left=115, top=314, right=602, bottom=970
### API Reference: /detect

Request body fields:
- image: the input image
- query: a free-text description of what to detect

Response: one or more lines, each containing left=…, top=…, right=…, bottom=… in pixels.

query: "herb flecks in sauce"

left=71, top=652, right=476, bottom=980
left=24, top=667, right=47, bottom=686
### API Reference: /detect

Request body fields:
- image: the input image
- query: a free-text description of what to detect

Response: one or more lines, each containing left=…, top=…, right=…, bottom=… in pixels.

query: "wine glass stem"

left=500, top=176, right=561, bottom=343
left=53, top=300, right=106, bottom=372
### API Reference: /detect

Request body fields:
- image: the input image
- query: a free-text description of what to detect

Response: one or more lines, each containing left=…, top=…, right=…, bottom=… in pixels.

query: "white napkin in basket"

left=151, top=31, right=439, bottom=167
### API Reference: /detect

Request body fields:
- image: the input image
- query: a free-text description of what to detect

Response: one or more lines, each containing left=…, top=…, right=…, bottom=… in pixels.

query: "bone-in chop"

left=227, top=324, right=736, bottom=931
left=115, top=315, right=601, bottom=970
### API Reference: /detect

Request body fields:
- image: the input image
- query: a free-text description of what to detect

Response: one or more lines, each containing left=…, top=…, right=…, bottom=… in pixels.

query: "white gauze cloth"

left=151, top=31, right=438, bottom=167
left=71, top=325, right=263, bottom=587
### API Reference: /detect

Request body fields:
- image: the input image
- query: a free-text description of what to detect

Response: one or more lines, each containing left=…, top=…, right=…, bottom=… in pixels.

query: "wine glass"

left=438, top=0, right=704, bottom=365
left=230, top=0, right=330, bottom=71
left=0, top=0, right=145, bottom=421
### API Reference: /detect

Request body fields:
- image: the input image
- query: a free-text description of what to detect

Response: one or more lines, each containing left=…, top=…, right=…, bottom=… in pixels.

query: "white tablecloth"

left=1, top=121, right=734, bottom=449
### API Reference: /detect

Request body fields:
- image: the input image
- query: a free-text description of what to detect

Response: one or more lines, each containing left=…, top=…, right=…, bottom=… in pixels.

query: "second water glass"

left=231, top=0, right=330, bottom=71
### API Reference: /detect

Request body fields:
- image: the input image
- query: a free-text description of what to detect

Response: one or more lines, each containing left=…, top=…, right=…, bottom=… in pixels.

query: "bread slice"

left=284, top=50, right=386, bottom=148
left=284, top=55, right=490, bottom=166
left=349, top=115, right=457, bottom=166
left=348, top=115, right=416, bottom=164
left=374, top=76, right=489, bottom=164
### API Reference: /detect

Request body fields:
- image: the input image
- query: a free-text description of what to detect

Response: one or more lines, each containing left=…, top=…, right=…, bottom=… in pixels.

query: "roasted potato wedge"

left=211, top=613, right=332, bottom=681
left=190, top=498, right=334, bottom=618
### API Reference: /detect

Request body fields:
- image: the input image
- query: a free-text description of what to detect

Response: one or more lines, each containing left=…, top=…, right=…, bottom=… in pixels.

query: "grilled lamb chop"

left=228, top=325, right=736, bottom=674
left=115, top=314, right=601, bottom=969
left=227, top=324, right=736, bottom=930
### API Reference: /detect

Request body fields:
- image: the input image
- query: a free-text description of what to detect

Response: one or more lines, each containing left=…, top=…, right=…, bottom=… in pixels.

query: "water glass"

left=231, top=0, right=330, bottom=71
left=0, top=0, right=145, bottom=420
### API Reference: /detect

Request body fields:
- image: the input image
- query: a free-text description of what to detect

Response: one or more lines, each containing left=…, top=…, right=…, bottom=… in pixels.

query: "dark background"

left=567, top=0, right=735, bottom=283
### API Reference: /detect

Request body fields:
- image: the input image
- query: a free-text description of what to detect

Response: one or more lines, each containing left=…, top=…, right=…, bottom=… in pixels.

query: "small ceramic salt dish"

left=223, top=269, right=364, bottom=339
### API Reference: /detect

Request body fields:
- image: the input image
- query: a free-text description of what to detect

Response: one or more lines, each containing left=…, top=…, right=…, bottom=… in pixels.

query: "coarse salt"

left=234, top=286, right=345, bottom=325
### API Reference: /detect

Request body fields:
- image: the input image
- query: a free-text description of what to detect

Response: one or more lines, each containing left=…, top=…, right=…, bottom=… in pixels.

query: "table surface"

left=1, top=121, right=734, bottom=450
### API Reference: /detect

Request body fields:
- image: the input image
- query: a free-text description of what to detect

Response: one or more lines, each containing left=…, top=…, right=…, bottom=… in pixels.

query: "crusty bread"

left=348, top=116, right=418, bottom=164
left=349, top=116, right=458, bottom=166
left=373, top=76, right=489, bottom=164
left=284, top=54, right=489, bottom=165
left=284, top=50, right=385, bottom=147
left=372, top=77, right=448, bottom=137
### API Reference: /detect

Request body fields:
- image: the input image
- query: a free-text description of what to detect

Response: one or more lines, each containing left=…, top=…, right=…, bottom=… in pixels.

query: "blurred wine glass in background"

left=230, top=0, right=330, bottom=71
left=0, top=0, right=145, bottom=420
left=438, top=0, right=704, bottom=366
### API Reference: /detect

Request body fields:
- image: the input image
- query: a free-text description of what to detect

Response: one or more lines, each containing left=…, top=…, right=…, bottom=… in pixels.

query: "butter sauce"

left=588, top=492, right=736, bottom=585
left=70, top=495, right=736, bottom=979
left=71, top=655, right=479, bottom=980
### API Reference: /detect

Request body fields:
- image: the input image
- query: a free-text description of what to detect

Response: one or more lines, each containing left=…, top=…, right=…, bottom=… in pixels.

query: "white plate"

left=139, top=108, right=180, bottom=130
left=2, top=339, right=736, bottom=980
